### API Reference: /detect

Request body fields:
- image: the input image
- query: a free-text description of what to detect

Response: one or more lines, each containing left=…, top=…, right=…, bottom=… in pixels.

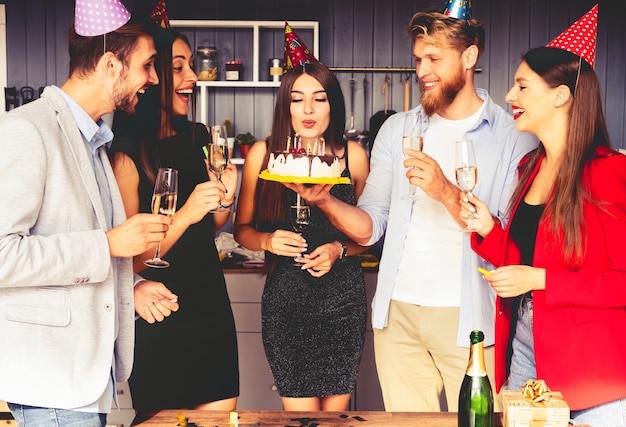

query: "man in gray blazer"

left=0, top=21, right=180, bottom=427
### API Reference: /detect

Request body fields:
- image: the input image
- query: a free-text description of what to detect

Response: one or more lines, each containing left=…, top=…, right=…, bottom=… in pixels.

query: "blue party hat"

left=441, top=0, right=472, bottom=20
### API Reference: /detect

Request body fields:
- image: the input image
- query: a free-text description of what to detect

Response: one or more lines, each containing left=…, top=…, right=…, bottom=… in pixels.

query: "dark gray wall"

left=5, top=0, right=625, bottom=147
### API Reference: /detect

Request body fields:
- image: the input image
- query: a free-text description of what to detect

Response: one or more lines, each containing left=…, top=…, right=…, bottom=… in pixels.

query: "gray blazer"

left=0, top=87, right=135, bottom=409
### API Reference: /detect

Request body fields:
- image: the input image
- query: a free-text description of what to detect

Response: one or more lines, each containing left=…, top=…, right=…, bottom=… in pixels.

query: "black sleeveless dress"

left=110, top=122, right=239, bottom=410
left=261, top=149, right=367, bottom=397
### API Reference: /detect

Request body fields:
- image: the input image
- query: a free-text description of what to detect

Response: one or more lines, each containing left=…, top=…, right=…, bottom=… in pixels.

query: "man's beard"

left=420, top=66, right=466, bottom=117
left=112, top=68, right=138, bottom=115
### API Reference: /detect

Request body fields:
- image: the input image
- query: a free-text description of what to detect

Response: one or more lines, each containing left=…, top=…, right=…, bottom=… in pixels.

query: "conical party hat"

left=75, top=0, right=131, bottom=36
left=441, top=0, right=472, bottom=20
left=151, top=0, right=170, bottom=29
left=547, top=3, right=598, bottom=69
left=283, top=22, right=318, bottom=73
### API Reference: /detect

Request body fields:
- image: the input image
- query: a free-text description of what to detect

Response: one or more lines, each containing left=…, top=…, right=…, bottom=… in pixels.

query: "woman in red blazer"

left=461, top=46, right=626, bottom=426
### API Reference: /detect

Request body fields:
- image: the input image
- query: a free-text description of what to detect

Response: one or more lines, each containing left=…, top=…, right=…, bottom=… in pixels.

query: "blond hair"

left=406, top=11, right=485, bottom=59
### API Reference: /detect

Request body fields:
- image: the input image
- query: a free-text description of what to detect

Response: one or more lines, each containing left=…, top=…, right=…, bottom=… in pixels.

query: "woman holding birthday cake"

left=234, top=25, right=370, bottom=412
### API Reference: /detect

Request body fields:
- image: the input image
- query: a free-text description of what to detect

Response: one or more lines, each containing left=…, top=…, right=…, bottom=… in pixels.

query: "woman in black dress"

left=234, top=62, right=369, bottom=411
left=109, top=28, right=239, bottom=411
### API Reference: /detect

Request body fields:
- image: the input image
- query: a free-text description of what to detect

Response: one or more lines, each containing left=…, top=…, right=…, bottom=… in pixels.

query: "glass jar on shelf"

left=196, top=46, right=218, bottom=81
left=225, top=61, right=243, bottom=81
left=269, top=58, right=282, bottom=82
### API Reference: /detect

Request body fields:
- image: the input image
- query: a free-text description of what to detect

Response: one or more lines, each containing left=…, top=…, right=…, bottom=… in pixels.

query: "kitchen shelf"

left=196, top=81, right=281, bottom=88
left=170, top=20, right=319, bottom=125
left=329, top=66, right=482, bottom=74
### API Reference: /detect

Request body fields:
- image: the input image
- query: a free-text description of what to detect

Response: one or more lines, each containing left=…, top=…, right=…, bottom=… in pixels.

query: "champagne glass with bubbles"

left=455, top=139, right=479, bottom=232
left=144, top=168, right=178, bottom=268
left=207, top=125, right=230, bottom=213
left=401, top=111, right=424, bottom=200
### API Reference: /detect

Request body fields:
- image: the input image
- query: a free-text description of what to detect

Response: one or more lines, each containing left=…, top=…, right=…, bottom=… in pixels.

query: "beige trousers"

left=373, top=300, right=500, bottom=412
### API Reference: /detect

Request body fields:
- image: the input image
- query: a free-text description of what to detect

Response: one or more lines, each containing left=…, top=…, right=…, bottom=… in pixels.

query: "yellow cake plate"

left=259, top=169, right=351, bottom=184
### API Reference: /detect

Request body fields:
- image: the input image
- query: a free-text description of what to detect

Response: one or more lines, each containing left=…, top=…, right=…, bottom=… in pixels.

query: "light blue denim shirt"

left=359, top=88, right=539, bottom=347
left=53, top=86, right=114, bottom=228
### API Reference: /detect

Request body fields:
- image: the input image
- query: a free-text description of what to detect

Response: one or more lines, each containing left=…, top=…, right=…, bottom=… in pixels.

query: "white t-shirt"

left=392, top=103, right=485, bottom=307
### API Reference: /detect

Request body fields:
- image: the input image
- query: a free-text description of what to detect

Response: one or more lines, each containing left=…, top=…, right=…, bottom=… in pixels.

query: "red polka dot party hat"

left=547, top=3, right=598, bottom=69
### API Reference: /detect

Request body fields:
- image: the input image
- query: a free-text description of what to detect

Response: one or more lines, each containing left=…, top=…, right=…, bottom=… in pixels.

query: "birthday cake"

left=267, top=136, right=341, bottom=179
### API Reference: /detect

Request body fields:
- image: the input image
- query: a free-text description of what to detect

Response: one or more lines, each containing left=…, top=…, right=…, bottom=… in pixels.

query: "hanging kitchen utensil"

left=404, top=74, right=411, bottom=111
left=357, top=75, right=370, bottom=154
left=369, top=74, right=397, bottom=149
left=344, top=77, right=360, bottom=140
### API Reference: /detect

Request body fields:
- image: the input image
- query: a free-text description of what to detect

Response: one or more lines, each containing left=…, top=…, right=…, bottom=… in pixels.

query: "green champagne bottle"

left=458, top=330, right=494, bottom=427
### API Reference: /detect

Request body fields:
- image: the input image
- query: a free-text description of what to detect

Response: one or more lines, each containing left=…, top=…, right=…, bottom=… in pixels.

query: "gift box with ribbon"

left=502, top=380, right=570, bottom=427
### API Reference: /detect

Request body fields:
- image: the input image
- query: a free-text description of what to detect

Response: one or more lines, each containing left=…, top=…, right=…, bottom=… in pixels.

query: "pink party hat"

left=441, top=0, right=472, bottom=20
left=283, top=22, right=318, bottom=73
left=547, top=4, right=598, bottom=68
left=75, top=0, right=131, bottom=37
left=151, top=0, right=170, bottom=29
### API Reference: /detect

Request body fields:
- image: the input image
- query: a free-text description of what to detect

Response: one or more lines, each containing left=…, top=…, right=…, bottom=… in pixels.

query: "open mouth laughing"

left=176, top=88, right=194, bottom=101
left=512, top=105, right=524, bottom=120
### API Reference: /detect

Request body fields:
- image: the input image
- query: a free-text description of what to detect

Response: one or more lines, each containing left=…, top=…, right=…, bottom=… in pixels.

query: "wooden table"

left=132, top=410, right=504, bottom=426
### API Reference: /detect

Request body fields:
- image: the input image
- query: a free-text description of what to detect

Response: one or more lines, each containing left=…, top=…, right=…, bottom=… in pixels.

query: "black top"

left=109, top=121, right=239, bottom=410
left=510, top=199, right=545, bottom=266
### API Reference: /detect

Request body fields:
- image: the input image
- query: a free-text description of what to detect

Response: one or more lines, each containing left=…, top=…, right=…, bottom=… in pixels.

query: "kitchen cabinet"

left=0, top=269, right=382, bottom=421
left=225, top=270, right=280, bottom=410
left=169, top=20, right=319, bottom=130
left=224, top=268, right=384, bottom=411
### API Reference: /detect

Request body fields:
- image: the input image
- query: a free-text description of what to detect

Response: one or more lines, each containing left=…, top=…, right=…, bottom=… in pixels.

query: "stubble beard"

left=112, top=68, right=138, bottom=115
left=420, top=66, right=466, bottom=117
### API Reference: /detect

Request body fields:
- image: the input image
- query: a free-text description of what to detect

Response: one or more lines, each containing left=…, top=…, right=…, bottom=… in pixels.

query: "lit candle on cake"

left=286, top=135, right=291, bottom=151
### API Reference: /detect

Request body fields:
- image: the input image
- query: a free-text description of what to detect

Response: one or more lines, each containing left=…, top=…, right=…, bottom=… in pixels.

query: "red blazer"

left=471, top=146, right=626, bottom=411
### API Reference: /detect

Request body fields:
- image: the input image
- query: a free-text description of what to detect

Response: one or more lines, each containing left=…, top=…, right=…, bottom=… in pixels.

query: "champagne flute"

left=144, top=168, right=178, bottom=268
left=455, top=139, right=479, bottom=232
left=401, top=111, right=424, bottom=200
left=207, top=125, right=230, bottom=213
left=290, top=194, right=310, bottom=265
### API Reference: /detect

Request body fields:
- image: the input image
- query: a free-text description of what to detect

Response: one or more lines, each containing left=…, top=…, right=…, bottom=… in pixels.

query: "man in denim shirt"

left=300, top=10, right=538, bottom=412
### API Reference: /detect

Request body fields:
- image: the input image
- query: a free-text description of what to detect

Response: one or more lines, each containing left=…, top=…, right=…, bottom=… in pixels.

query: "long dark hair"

left=508, top=47, right=612, bottom=266
left=254, top=62, right=347, bottom=275
left=112, top=28, right=197, bottom=184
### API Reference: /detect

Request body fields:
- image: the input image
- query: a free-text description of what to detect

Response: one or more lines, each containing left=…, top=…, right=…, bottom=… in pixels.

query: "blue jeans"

left=570, top=398, right=626, bottom=426
left=8, top=404, right=107, bottom=427
left=505, top=294, right=537, bottom=390
left=505, top=297, right=626, bottom=426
